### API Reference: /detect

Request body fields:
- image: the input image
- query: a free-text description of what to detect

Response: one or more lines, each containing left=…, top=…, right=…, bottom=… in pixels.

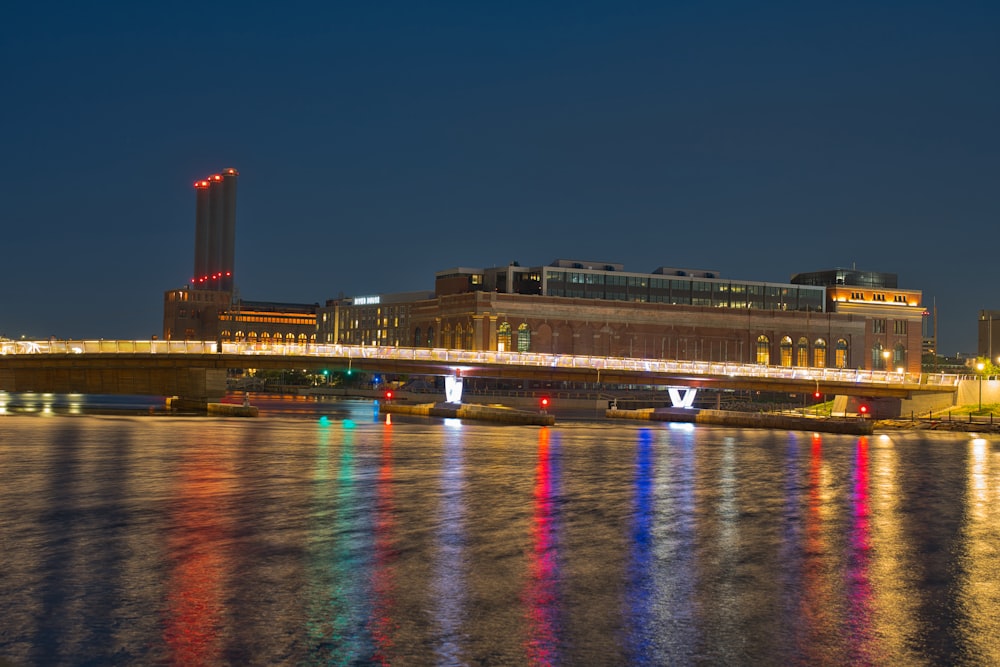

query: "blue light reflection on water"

left=3, top=408, right=1000, bottom=665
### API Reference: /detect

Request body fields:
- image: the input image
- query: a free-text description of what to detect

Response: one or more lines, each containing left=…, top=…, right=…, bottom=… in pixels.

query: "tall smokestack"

left=192, top=179, right=211, bottom=288
left=220, top=167, right=238, bottom=291
left=207, top=173, right=224, bottom=287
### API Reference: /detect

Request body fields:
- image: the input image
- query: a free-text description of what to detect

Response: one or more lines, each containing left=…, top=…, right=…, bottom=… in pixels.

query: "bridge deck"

left=0, top=340, right=960, bottom=399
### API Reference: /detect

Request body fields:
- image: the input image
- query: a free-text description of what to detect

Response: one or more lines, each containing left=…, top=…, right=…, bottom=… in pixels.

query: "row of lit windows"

left=840, top=291, right=918, bottom=305
left=545, top=273, right=825, bottom=312
left=230, top=315, right=315, bottom=326
left=220, top=331, right=317, bottom=342
left=755, top=336, right=848, bottom=368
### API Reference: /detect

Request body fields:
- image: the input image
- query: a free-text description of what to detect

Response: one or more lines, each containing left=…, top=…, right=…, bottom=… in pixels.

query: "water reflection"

left=524, top=427, right=562, bottom=665
left=4, top=414, right=1000, bottom=664
left=162, top=432, right=233, bottom=664
left=960, top=437, right=1000, bottom=664
left=369, top=417, right=398, bottom=663
left=431, top=420, right=467, bottom=664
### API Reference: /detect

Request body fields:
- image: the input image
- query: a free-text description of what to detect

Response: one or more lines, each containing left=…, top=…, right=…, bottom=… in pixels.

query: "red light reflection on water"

left=162, top=449, right=232, bottom=665
left=524, top=427, right=560, bottom=665
left=847, top=436, right=874, bottom=662
left=368, top=419, right=398, bottom=665
left=797, top=432, right=831, bottom=658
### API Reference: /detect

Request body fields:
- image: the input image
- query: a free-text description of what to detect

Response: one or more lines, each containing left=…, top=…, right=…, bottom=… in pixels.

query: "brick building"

left=396, top=260, right=924, bottom=373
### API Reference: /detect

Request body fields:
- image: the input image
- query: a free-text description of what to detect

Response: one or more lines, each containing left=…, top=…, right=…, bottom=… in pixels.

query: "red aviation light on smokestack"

left=194, top=180, right=210, bottom=189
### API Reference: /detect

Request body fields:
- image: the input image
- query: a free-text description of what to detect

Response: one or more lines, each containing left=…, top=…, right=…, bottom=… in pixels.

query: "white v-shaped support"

left=445, top=375, right=464, bottom=403
left=667, top=387, right=698, bottom=409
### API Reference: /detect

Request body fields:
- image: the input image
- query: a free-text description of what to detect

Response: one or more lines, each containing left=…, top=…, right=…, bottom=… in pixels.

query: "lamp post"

left=882, top=349, right=891, bottom=372
left=977, top=362, right=985, bottom=412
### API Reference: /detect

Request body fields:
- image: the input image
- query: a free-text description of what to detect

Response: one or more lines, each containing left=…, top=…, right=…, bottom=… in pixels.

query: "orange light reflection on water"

left=162, top=443, right=234, bottom=666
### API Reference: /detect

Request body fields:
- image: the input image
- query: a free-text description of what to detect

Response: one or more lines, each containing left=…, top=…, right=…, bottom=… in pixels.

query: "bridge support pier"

left=445, top=375, right=464, bottom=403
left=0, top=366, right=227, bottom=407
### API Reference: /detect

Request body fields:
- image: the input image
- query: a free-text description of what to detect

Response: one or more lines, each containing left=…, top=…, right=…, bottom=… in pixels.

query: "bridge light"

left=384, top=390, right=394, bottom=401
left=859, top=404, right=869, bottom=416
left=540, top=396, right=550, bottom=410
left=814, top=391, right=821, bottom=399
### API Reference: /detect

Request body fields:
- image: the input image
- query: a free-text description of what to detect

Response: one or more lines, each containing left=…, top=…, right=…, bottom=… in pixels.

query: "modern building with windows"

left=318, top=291, right=434, bottom=347
left=791, top=269, right=925, bottom=372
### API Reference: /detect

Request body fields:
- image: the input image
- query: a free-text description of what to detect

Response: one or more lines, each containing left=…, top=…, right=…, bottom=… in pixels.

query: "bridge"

left=0, top=339, right=961, bottom=409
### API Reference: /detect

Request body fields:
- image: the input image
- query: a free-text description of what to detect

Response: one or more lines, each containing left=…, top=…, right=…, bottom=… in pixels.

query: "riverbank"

left=383, top=401, right=555, bottom=426
left=608, top=406, right=875, bottom=435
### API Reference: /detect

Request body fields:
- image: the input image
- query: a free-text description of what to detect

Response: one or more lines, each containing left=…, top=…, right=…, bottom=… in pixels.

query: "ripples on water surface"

left=2, top=396, right=1000, bottom=665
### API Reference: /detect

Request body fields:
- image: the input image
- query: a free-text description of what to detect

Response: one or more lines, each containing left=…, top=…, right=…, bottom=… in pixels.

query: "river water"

left=2, top=394, right=1000, bottom=666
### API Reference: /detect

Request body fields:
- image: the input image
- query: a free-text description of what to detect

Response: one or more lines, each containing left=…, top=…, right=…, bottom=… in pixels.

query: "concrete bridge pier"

left=165, top=368, right=229, bottom=411
left=0, top=365, right=228, bottom=410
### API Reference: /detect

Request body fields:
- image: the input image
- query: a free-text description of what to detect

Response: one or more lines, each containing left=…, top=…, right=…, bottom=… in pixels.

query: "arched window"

left=466, top=326, right=474, bottom=350
left=235, top=330, right=245, bottom=341
left=273, top=332, right=284, bottom=342
left=517, top=323, right=531, bottom=352
left=442, top=325, right=452, bottom=349
left=498, top=322, right=512, bottom=352
left=413, top=328, right=422, bottom=347
left=872, top=342, right=886, bottom=369
left=454, top=324, right=463, bottom=350
left=220, top=330, right=231, bottom=341
left=893, top=343, right=906, bottom=370
left=756, top=335, right=770, bottom=365
left=835, top=339, right=848, bottom=368
left=780, top=336, right=793, bottom=367
left=813, top=338, right=827, bottom=368
left=796, top=336, right=809, bottom=367
left=299, top=333, right=307, bottom=343
left=427, top=326, right=434, bottom=347
left=248, top=331, right=258, bottom=343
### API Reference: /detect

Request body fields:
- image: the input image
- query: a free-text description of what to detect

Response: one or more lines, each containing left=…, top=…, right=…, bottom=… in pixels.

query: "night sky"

left=2, top=2, right=997, bottom=354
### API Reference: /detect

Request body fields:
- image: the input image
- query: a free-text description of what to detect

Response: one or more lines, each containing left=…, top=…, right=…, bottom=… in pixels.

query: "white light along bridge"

left=0, top=339, right=961, bottom=406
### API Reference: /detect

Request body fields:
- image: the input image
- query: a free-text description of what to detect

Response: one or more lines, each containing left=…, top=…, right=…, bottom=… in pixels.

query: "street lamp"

left=977, top=362, right=985, bottom=412
left=882, top=349, right=891, bottom=371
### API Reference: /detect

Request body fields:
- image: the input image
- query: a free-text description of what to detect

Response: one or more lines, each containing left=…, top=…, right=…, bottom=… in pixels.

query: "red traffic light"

left=384, top=390, right=394, bottom=401
left=859, top=405, right=868, bottom=415
left=540, top=397, right=550, bottom=409
left=814, top=391, right=821, bottom=399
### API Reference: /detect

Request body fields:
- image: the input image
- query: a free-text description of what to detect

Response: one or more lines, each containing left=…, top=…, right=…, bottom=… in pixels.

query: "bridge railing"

left=2, top=340, right=218, bottom=355
left=2, top=339, right=962, bottom=388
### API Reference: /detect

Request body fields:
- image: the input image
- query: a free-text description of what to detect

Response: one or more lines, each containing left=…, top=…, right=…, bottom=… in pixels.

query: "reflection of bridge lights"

left=667, top=422, right=695, bottom=432
left=0, top=392, right=7, bottom=415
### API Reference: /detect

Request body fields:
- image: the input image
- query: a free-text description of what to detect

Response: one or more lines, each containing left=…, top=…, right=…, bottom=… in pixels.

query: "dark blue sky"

left=2, top=2, right=997, bottom=353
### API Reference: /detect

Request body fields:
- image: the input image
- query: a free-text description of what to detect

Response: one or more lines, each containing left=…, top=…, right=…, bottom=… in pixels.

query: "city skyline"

left=2, top=3, right=997, bottom=354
